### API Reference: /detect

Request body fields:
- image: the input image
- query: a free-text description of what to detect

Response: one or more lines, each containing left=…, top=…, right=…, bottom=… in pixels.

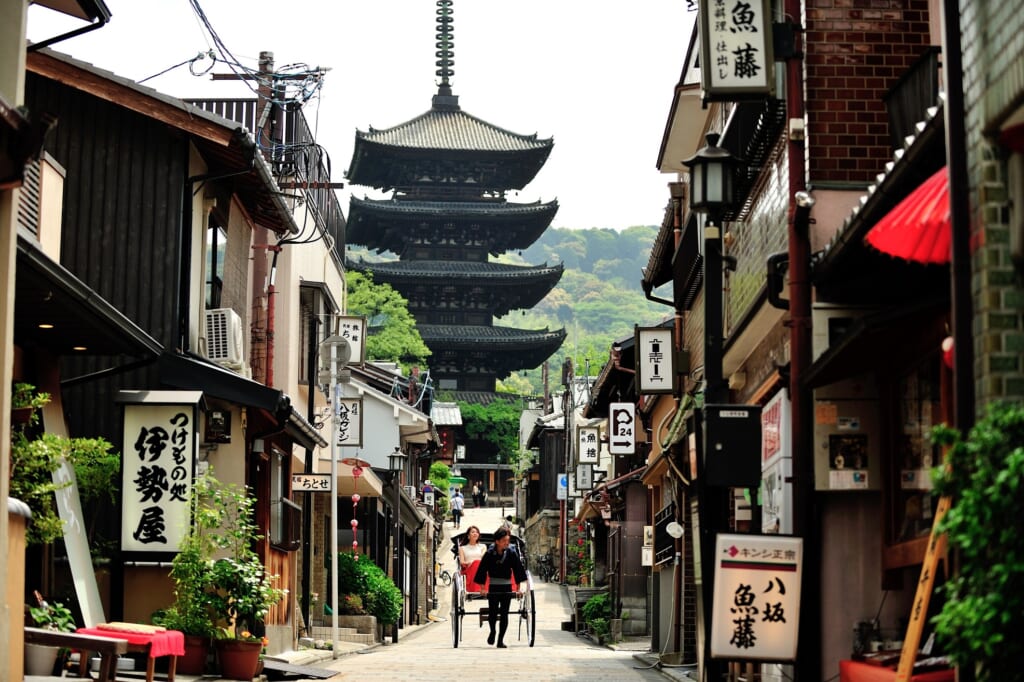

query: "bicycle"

left=437, top=563, right=453, bottom=587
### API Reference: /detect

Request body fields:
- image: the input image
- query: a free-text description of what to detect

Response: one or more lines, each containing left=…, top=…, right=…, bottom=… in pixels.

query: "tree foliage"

left=345, top=270, right=430, bottom=370
left=457, top=400, right=522, bottom=458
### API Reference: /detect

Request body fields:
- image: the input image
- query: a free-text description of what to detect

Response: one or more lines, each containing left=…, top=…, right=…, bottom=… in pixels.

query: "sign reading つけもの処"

left=120, top=394, right=201, bottom=553
left=699, top=0, right=775, bottom=101
left=711, top=533, right=802, bottom=661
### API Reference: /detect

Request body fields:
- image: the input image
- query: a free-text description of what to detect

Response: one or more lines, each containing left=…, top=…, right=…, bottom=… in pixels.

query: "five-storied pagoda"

left=345, top=0, right=566, bottom=394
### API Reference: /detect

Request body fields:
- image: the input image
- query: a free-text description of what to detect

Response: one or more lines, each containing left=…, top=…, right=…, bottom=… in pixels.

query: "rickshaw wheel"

left=451, top=576, right=461, bottom=647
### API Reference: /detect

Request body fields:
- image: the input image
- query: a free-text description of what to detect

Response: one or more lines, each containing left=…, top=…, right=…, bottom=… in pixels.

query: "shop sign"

left=699, top=0, right=775, bottom=101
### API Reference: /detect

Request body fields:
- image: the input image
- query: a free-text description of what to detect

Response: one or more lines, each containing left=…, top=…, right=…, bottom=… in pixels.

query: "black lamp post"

left=682, top=132, right=736, bottom=678
left=388, top=445, right=407, bottom=644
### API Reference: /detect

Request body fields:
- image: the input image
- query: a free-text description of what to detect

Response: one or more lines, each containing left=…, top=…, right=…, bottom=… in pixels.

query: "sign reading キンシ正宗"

left=699, top=0, right=775, bottom=101
left=711, top=533, right=803, bottom=661
left=120, top=394, right=201, bottom=553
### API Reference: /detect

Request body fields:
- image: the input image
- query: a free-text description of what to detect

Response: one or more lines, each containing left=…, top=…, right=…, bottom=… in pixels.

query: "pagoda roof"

left=420, top=324, right=566, bottom=371
left=347, top=197, right=556, bottom=254
left=346, top=107, right=554, bottom=191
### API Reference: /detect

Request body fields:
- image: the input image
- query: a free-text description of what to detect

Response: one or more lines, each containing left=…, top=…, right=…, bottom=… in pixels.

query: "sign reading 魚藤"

left=609, top=401, right=636, bottom=455
left=121, top=402, right=198, bottom=553
left=336, top=397, right=363, bottom=447
left=337, top=315, right=367, bottom=364
left=711, top=533, right=802, bottom=661
left=577, top=425, right=600, bottom=464
left=699, top=0, right=775, bottom=101
left=635, top=326, right=676, bottom=394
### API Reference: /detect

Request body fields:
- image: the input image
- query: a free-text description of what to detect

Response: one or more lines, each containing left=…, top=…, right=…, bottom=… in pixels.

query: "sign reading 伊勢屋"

left=699, top=0, right=775, bottom=101
left=711, top=533, right=803, bottom=661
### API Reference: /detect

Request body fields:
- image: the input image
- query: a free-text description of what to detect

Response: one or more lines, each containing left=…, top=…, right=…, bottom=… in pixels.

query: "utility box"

left=703, top=404, right=763, bottom=488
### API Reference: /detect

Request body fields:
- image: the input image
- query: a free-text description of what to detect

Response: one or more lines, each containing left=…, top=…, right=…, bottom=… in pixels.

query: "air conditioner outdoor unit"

left=811, top=303, right=878, bottom=361
left=205, top=308, right=244, bottom=368
left=403, top=485, right=418, bottom=499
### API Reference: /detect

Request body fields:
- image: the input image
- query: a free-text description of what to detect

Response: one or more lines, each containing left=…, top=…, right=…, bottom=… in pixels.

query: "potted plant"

left=196, top=473, right=284, bottom=680
left=25, top=596, right=77, bottom=675
left=11, top=381, right=49, bottom=425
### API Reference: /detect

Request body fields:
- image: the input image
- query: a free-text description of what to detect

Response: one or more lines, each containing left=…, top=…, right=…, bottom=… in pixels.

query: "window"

left=270, top=446, right=301, bottom=551
left=299, top=283, right=339, bottom=384
left=206, top=217, right=226, bottom=309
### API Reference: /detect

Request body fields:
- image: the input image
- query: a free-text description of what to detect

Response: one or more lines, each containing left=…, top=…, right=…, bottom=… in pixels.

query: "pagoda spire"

left=432, top=0, right=460, bottom=110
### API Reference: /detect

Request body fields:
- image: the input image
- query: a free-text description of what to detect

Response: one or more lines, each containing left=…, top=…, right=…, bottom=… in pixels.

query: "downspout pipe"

left=782, top=7, right=821, bottom=678
left=28, top=2, right=111, bottom=53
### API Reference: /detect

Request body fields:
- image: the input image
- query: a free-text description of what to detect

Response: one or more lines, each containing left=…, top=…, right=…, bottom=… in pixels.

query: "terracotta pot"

left=176, top=634, right=210, bottom=676
left=215, top=639, right=262, bottom=681
left=11, top=407, right=35, bottom=425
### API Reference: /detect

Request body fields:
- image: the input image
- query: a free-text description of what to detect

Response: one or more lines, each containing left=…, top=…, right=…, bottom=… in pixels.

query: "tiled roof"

left=350, top=196, right=558, bottom=218
left=419, top=324, right=566, bottom=346
left=348, top=258, right=563, bottom=280
left=430, top=401, right=463, bottom=426
left=357, top=108, right=552, bottom=152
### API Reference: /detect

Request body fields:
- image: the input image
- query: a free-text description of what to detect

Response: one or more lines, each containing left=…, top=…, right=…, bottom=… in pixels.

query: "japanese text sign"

left=609, top=401, right=636, bottom=455
left=292, top=473, right=333, bottom=492
left=337, top=315, right=366, bottom=364
left=711, top=533, right=803, bottom=661
left=121, top=401, right=198, bottom=553
left=336, top=397, right=363, bottom=447
left=577, top=425, right=600, bottom=464
left=699, top=0, right=775, bottom=100
left=635, top=327, right=676, bottom=395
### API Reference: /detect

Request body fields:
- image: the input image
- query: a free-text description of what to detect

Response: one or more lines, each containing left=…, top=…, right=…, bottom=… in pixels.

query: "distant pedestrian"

left=451, top=489, right=465, bottom=528
left=471, top=482, right=481, bottom=507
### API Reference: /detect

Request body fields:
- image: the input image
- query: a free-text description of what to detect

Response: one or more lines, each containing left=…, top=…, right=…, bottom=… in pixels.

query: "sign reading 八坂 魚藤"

left=711, top=533, right=803, bottom=661
left=121, top=398, right=200, bottom=553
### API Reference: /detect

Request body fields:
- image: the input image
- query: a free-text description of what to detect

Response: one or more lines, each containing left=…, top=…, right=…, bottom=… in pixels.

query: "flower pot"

left=24, top=642, right=60, bottom=676
left=215, top=639, right=262, bottom=681
left=11, top=406, right=35, bottom=425
left=176, top=634, right=210, bottom=676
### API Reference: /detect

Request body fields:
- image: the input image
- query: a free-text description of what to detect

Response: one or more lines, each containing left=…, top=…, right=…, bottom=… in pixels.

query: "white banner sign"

left=337, top=315, right=367, bottom=364
left=577, top=426, right=600, bottom=464
left=711, top=533, right=803, bottom=661
left=292, top=473, right=333, bottom=492
left=121, top=403, right=197, bottom=553
left=609, top=402, right=636, bottom=454
left=635, top=327, right=675, bottom=394
left=699, top=0, right=775, bottom=100
left=336, top=397, right=363, bottom=447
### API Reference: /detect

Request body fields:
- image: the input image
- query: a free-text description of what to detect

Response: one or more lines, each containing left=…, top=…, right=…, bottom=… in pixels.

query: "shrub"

left=582, top=591, right=612, bottom=638
left=336, top=552, right=402, bottom=625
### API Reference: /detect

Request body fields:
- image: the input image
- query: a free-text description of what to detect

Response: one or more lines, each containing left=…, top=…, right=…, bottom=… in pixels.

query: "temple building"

left=345, top=1, right=566, bottom=394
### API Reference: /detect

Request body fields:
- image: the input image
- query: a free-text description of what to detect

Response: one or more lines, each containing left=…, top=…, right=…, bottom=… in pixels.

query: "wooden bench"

left=24, top=627, right=129, bottom=681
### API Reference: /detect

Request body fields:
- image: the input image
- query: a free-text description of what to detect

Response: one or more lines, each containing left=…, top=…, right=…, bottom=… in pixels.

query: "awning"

left=159, top=352, right=327, bottom=451
left=803, top=298, right=948, bottom=389
left=15, top=234, right=163, bottom=358
left=865, top=167, right=950, bottom=264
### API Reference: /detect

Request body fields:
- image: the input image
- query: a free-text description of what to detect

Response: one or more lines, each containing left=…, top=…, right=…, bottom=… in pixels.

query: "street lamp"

left=388, top=445, right=407, bottom=644
left=682, top=131, right=737, bottom=679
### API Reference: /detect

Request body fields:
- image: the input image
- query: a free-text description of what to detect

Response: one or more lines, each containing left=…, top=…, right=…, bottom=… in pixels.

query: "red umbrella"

left=865, top=166, right=950, bottom=264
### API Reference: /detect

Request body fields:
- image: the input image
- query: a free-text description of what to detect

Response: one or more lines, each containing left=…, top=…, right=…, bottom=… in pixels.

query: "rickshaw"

left=448, top=529, right=537, bottom=647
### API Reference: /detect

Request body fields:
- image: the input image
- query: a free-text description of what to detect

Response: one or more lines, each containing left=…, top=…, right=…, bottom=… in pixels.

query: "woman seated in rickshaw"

left=458, top=525, right=488, bottom=592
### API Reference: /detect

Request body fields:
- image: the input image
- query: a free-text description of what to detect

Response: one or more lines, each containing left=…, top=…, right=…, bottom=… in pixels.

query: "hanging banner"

left=577, top=425, right=600, bottom=464
left=337, top=315, right=367, bottom=364
left=699, top=0, right=775, bottom=101
left=635, top=326, right=676, bottom=394
left=337, top=396, right=363, bottom=447
left=711, top=533, right=803, bottom=661
left=120, top=394, right=201, bottom=553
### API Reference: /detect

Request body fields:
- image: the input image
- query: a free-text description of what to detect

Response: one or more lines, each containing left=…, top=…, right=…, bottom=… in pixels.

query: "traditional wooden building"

left=344, top=2, right=565, bottom=393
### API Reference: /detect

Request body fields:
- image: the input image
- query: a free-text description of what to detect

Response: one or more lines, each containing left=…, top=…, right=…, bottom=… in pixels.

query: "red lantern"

left=577, top=538, right=584, bottom=546
left=578, top=552, right=584, bottom=559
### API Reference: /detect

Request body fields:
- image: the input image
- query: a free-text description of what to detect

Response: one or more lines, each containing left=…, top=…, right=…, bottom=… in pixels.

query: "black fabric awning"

left=803, top=298, right=948, bottom=389
left=15, top=234, right=163, bottom=357
left=158, top=352, right=327, bottom=450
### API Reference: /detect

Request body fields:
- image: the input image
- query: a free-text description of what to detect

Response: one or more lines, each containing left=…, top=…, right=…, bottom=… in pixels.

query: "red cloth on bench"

left=76, top=627, right=185, bottom=658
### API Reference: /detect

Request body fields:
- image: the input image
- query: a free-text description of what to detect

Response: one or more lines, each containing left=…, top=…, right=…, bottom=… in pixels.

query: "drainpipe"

left=266, top=242, right=281, bottom=387
left=783, top=2, right=821, bottom=677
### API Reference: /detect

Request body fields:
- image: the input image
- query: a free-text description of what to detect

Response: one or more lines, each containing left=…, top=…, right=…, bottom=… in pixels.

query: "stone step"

left=336, top=632, right=375, bottom=645
left=309, top=626, right=358, bottom=637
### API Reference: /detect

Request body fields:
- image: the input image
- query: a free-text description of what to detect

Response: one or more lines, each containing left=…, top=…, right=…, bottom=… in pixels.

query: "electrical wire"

left=138, top=50, right=215, bottom=83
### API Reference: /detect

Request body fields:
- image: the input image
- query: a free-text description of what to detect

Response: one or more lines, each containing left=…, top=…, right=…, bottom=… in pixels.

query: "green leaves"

left=930, top=402, right=1024, bottom=680
left=345, top=270, right=431, bottom=370
left=335, top=551, right=402, bottom=625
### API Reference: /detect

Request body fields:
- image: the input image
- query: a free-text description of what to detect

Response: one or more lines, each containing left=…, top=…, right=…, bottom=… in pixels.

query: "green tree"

left=345, top=270, right=430, bottom=371
left=458, top=400, right=522, bottom=457
left=429, top=461, right=451, bottom=517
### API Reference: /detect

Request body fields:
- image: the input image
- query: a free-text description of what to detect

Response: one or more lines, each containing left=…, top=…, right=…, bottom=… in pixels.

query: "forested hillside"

left=495, top=225, right=671, bottom=392
left=347, top=225, right=671, bottom=394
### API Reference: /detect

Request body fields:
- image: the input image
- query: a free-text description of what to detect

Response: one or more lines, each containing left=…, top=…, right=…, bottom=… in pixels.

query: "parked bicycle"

left=437, top=562, right=453, bottom=587
left=535, top=553, right=555, bottom=583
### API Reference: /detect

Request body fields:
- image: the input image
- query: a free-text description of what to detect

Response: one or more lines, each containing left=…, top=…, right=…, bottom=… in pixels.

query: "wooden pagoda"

left=345, top=1, right=565, bottom=393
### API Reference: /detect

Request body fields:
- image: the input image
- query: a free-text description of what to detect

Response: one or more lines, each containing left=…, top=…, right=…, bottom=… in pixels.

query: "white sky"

left=28, top=1, right=695, bottom=230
